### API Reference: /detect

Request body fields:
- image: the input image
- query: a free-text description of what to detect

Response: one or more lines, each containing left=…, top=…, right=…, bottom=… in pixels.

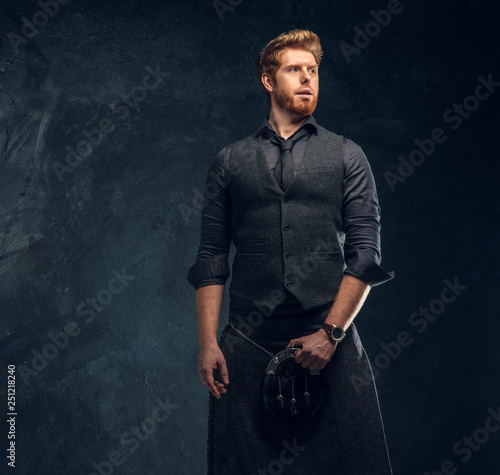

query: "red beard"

left=274, top=84, right=318, bottom=116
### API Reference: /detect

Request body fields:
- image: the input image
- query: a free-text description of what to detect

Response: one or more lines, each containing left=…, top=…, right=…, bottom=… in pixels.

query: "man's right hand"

left=198, top=343, right=229, bottom=399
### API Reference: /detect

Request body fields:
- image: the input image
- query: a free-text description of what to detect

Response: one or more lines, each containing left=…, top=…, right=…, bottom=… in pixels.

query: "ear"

left=261, top=73, right=274, bottom=94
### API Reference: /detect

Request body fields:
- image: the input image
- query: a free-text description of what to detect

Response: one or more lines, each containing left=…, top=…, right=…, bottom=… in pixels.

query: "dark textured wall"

left=0, top=0, right=499, bottom=473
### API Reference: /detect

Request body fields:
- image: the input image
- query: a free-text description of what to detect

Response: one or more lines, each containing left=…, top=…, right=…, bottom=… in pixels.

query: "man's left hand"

left=286, top=330, right=337, bottom=371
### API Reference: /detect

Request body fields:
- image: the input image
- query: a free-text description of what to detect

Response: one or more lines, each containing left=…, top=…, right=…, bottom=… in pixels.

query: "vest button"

left=283, top=197, right=288, bottom=203
left=285, top=253, right=293, bottom=259
left=283, top=225, right=290, bottom=231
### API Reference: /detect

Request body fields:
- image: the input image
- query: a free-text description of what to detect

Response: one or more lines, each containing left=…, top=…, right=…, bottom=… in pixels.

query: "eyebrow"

left=285, top=63, right=318, bottom=69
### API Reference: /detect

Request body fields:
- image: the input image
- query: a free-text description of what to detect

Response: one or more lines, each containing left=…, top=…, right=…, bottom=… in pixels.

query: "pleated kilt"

left=206, top=306, right=393, bottom=475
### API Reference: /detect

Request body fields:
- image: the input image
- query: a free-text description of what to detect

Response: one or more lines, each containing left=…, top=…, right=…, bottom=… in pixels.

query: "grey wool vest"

left=226, top=124, right=347, bottom=316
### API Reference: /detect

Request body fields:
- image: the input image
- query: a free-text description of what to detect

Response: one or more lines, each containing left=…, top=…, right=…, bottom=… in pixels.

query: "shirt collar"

left=254, top=114, right=318, bottom=138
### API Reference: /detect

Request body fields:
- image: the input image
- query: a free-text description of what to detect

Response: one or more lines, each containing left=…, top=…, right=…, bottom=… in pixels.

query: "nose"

left=300, top=68, right=312, bottom=83
left=301, top=69, right=311, bottom=81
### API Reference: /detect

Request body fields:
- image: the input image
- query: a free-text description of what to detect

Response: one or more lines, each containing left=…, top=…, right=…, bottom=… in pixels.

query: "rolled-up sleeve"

left=186, top=145, right=232, bottom=289
left=341, top=138, right=394, bottom=287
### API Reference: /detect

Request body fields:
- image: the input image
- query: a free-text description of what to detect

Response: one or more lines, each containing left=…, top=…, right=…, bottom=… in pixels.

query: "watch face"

left=331, top=327, right=344, bottom=340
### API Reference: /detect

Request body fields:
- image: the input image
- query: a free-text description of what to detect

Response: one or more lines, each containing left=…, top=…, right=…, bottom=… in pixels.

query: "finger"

left=218, top=359, right=230, bottom=385
left=299, top=355, right=315, bottom=369
left=294, top=348, right=308, bottom=364
left=203, top=370, right=221, bottom=399
left=209, top=385, right=221, bottom=398
left=287, top=339, right=300, bottom=349
left=214, top=380, right=228, bottom=394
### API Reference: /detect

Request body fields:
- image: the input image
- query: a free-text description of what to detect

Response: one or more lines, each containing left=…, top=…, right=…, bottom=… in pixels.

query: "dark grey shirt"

left=187, top=114, right=394, bottom=309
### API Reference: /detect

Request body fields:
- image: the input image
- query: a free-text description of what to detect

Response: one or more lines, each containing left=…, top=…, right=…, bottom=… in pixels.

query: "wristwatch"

left=321, top=323, right=346, bottom=343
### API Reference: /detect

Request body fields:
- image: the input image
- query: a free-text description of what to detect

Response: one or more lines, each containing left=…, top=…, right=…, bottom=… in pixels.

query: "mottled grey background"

left=0, top=0, right=499, bottom=473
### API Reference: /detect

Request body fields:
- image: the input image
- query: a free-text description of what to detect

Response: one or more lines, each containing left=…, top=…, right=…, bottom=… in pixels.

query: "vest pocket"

left=308, top=250, right=340, bottom=261
left=305, top=167, right=337, bottom=174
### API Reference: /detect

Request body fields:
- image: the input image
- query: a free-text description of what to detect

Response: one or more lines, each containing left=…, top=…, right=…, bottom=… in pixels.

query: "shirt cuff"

left=343, top=243, right=394, bottom=287
left=187, top=253, right=231, bottom=289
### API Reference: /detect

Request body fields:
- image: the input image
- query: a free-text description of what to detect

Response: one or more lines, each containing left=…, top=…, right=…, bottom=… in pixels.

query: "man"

left=187, top=29, right=394, bottom=474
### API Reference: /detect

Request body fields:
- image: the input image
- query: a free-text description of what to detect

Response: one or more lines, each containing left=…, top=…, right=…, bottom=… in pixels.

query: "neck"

left=268, top=106, right=308, bottom=140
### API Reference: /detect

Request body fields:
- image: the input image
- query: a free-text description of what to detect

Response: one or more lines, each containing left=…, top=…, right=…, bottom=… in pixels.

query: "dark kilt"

left=207, top=307, right=393, bottom=474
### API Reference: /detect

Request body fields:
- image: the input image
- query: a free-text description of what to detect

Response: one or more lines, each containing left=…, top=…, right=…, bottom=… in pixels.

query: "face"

left=265, top=46, right=319, bottom=117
